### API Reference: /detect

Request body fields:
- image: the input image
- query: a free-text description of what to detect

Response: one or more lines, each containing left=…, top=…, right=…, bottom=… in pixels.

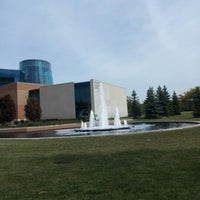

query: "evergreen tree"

left=193, top=87, right=200, bottom=117
left=162, top=86, right=171, bottom=117
left=130, top=90, right=141, bottom=118
left=0, top=94, right=16, bottom=123
left=156, top=85, right=171, bottom=117
left=171, top=91, right=181, bottom=115
left=24, top=97, right=41, bottom=121
left=156, top=86, right=164, bottom=117
left=127, top=96, right=133, bottom=117
left=144, top=87, right=159, bottom=119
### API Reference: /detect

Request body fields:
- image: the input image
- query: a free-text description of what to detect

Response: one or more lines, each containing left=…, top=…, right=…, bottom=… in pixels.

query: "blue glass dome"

left=20, top=59, right=53, bottom=85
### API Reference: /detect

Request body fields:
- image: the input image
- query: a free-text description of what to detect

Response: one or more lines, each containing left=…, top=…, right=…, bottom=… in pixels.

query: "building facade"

left=0, top=82, right=45, bottom=120
left=0, top=69, right=20, bottom=86
left=0, top=80, right=127, bottom=121
left=38, top=80, right=128, bottom=120
left=0, top=59, right=53, bottom=86
left=91, top=80, right=128, bottom=118
left=0, top=59, right=127, bottom=120
left=20, top=59, right=53, bottom=85
left=40, top=83, right=76, bottom=119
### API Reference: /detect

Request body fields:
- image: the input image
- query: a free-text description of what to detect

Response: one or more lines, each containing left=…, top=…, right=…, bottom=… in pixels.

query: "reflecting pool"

left=0, top=122, right=198, bottom=139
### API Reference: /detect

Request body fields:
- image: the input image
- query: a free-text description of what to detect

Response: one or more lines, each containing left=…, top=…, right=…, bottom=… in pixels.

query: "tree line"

left=0, top=95, right=41, bottom=124
left=128, top=85, right=200, bottom=119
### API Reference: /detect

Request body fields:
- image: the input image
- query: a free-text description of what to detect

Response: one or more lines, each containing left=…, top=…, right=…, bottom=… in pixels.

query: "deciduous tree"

left=0, top=94, right=16, bottom=123
left=24, top=97, right=41, bottom=121
left=193, top=87, right=200, bottom=118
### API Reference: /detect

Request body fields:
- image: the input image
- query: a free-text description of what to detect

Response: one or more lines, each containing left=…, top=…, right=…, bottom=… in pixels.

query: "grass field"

left=0, top=112, right=200, bottom=200
left=134, top=111, right=200, bottom=122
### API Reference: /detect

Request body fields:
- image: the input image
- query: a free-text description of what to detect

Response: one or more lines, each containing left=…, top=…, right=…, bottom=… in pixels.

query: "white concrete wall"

left=90, top=80, right=128, bottom=118
left=40, top=82, right=76, bottom=119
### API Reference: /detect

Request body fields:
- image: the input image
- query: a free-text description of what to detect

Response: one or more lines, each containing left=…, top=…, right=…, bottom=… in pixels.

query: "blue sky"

left=0, top=0, right=200, bottom=101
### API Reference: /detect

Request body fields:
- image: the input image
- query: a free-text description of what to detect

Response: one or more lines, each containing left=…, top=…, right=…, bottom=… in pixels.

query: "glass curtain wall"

left=29, top=89, right=40, bottom=101
left=75, top=81, right=91, bottom=119
left=20, top=59, right=53, bottom=85
left=0, top=69, right=20, bottom=86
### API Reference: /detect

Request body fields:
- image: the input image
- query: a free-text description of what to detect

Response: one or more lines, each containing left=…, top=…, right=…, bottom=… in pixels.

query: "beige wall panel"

left=91, top=80, right=128, bottom=118
left=17, top=90, right=29, bottom=105
left=40, top=83, right=76, bottom=119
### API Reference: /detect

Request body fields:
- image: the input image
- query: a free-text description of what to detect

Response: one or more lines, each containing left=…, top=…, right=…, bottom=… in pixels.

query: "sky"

left=0, top=0, right=200, bottom=101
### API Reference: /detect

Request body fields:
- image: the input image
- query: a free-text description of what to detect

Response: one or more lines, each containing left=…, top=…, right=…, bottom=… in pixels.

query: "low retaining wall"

left=0, top=123, right=80, bottom=133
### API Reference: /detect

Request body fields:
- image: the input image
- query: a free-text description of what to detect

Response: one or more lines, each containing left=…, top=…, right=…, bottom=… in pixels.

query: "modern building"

left=20, top=59, right=53, bottom=85
left=0, top=80, right=128, bottom=121
left=0, top=69, right=20, bottom=86
left=0, top=59, right=127, bottom=121
left=33, top=79, right=128, bottom=120
left=0, top=59, right=53, bottom=86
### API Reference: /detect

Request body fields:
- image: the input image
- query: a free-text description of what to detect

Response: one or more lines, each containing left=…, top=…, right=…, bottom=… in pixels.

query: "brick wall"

left=0, top=82, right=45, bottom=120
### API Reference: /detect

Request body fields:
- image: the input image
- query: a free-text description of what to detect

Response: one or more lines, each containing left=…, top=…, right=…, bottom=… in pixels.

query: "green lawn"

left=0, top=121, right=200, bottom=200
left=133, top=111, right=200, bottom=122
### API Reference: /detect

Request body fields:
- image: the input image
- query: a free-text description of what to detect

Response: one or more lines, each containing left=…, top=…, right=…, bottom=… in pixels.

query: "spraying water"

left=89, top=110, right=95, bottom=129
left=80, top=82, right=129, bottom=131
left=98, top=82, right=109, bottom=128
left=114, top=107, right=122, bottom=128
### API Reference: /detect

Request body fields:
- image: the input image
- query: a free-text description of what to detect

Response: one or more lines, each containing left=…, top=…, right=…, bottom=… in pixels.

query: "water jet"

left=77, top=82, right=129, bottom=132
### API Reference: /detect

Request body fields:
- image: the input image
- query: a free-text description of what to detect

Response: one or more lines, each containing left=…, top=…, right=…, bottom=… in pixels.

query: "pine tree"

left=193, top=87, right=200, bottom=117
left=162, top=86, right=171, bottom=117
left=130, top=90, right=141, bottom=118
left=127, top=96, right=132, bottom=117
left=24, top=97, right=41, bottom=121
left=144, top=87, right=159, bottom=119
left=171, top=91, right=181, bottom=115
left=156, top=85, right=171, bottom=117
left=156, top=86, right=164, bottom=117
left=0, top=94, right=16, bottom=123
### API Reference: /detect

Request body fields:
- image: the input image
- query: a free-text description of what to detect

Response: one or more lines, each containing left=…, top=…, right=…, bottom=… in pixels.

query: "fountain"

left=77, top=82, right=129, bottom=132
